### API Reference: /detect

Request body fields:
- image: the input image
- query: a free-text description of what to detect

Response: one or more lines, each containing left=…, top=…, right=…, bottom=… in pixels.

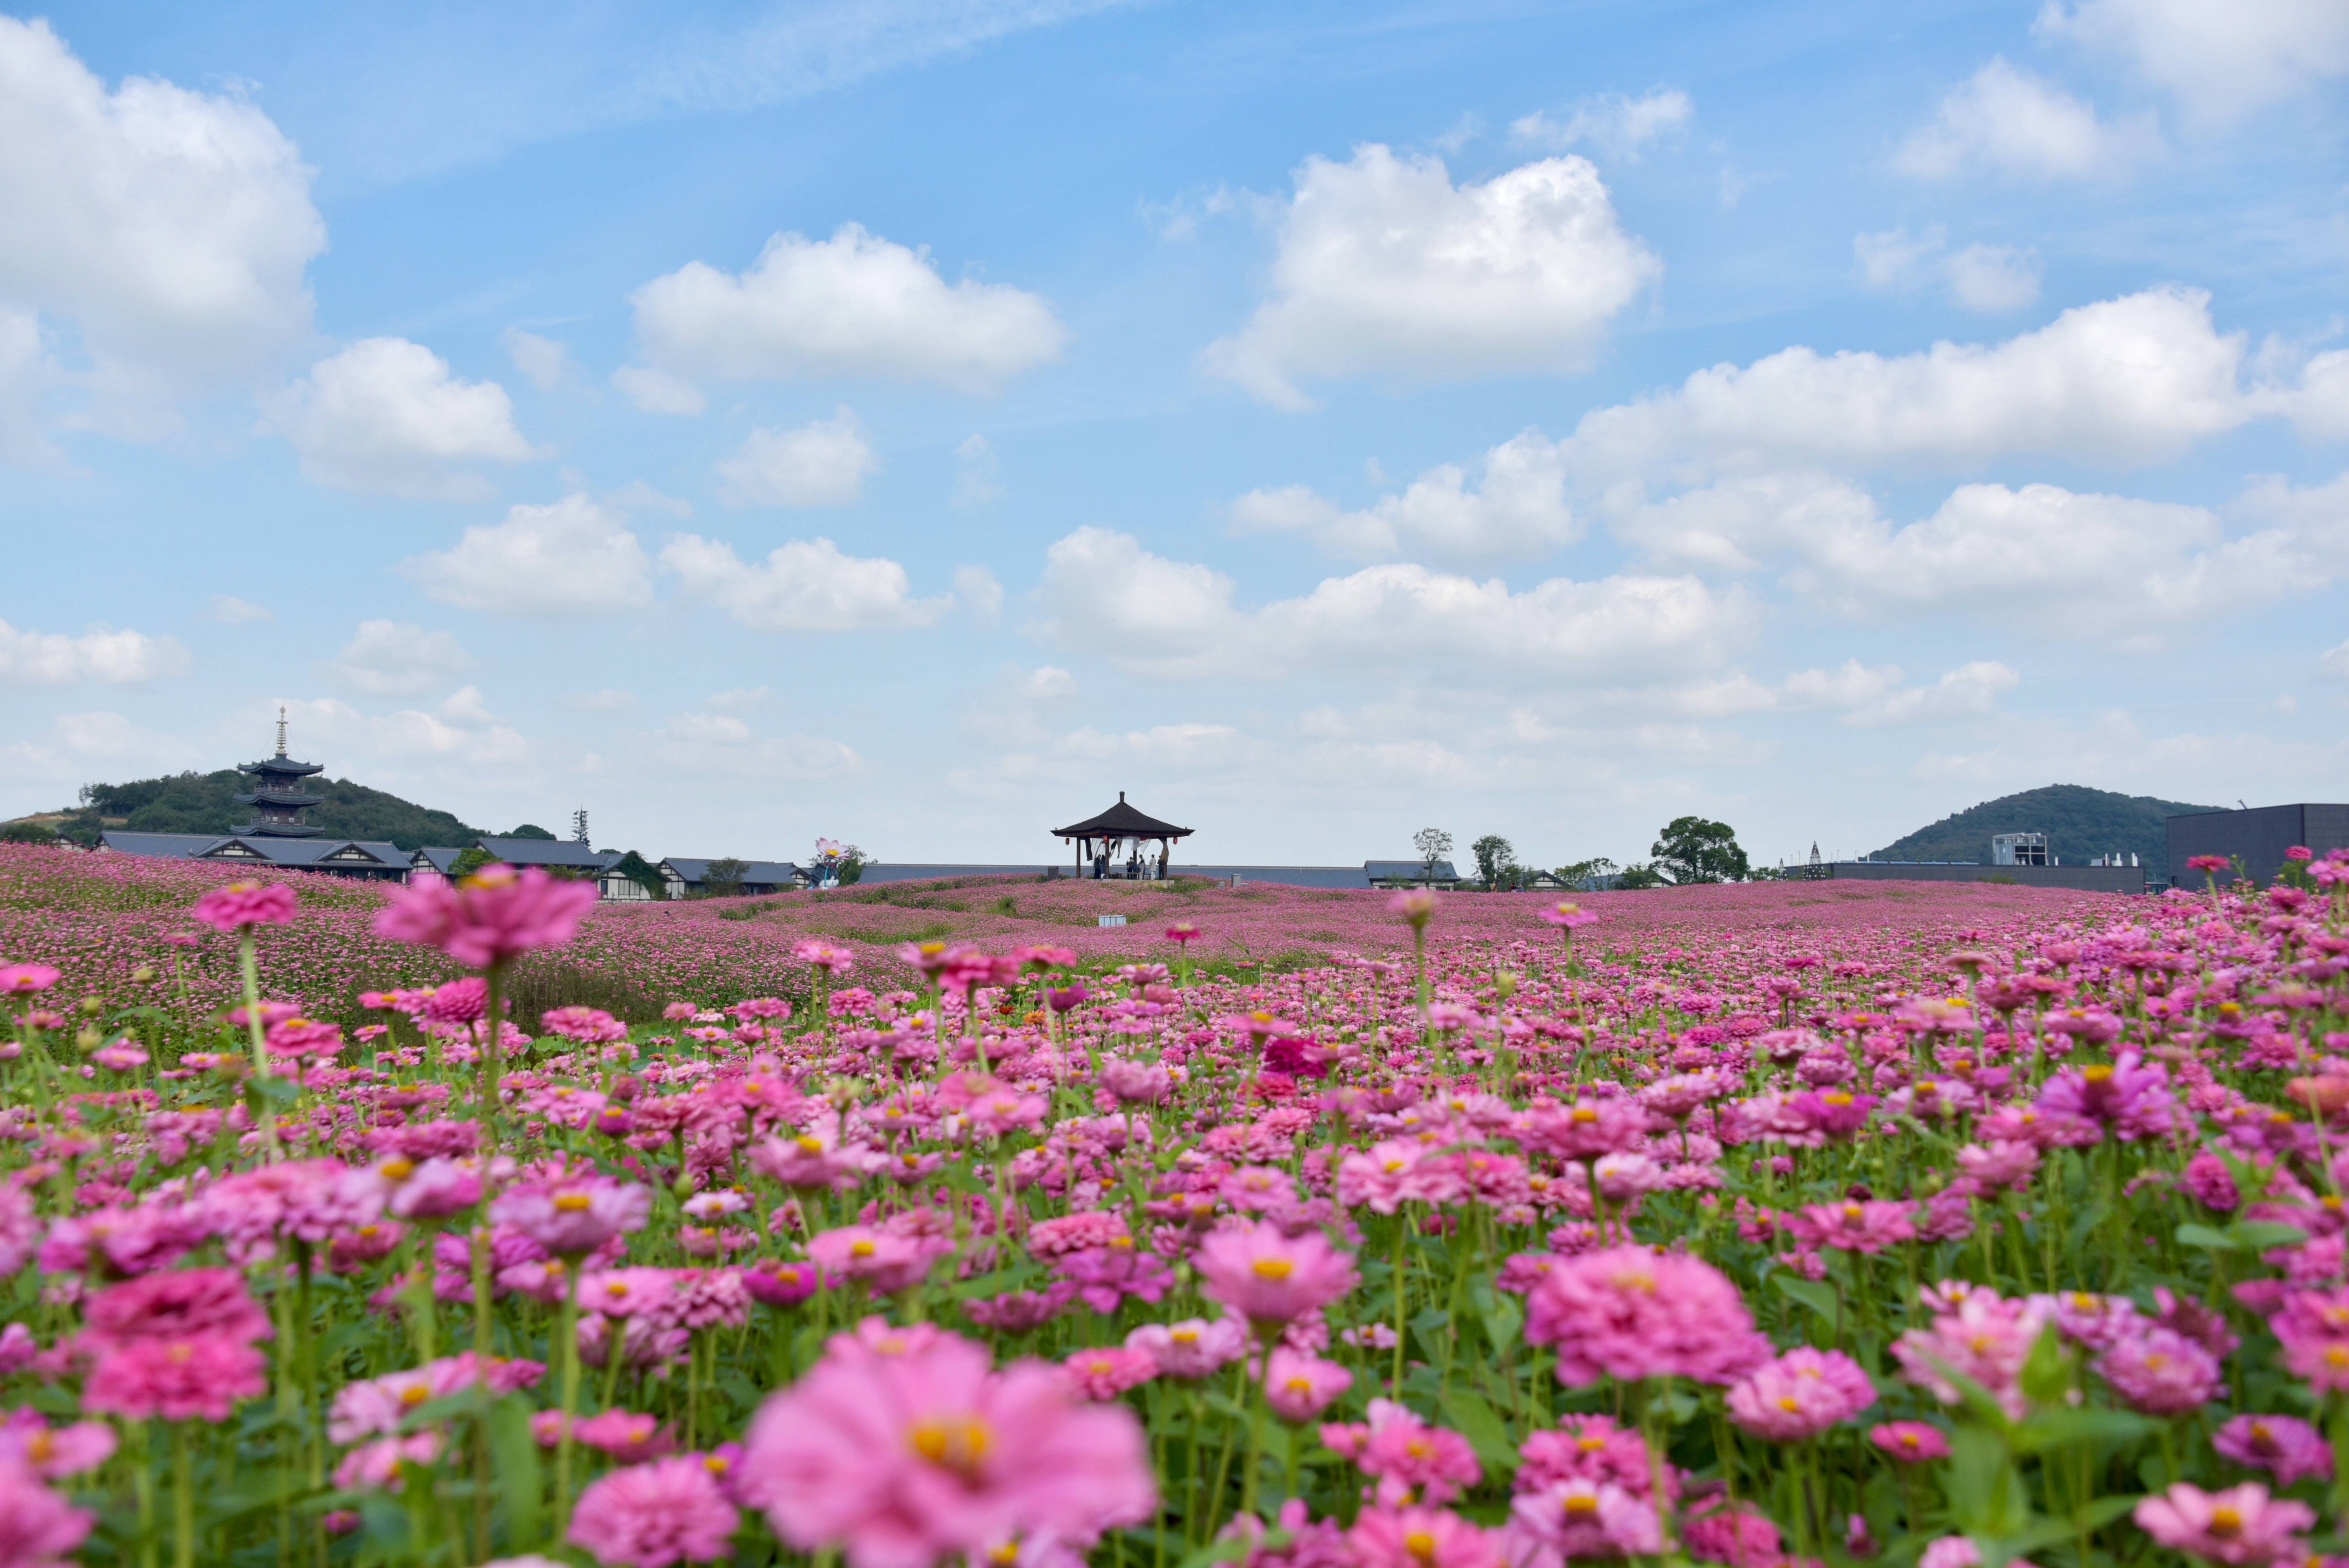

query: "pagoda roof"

left=240, top=754, right=324, bottom=778
left=1052, top=793, right=1192, bottom=839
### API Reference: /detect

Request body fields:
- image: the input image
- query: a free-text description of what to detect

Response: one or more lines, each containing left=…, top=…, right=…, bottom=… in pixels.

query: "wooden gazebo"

left=1053, top=792, right=1193, bottom=880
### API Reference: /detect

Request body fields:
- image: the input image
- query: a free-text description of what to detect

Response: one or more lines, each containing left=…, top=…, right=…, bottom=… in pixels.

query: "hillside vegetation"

left=1868, top=782, right=2217, bottom=866
left=45, top=769, right=482, bottom=851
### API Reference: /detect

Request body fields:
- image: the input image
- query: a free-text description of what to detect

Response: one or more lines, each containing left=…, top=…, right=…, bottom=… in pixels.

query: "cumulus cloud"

left=2320, top=638, right=2349, bottom=680
left=0, top=17, right=324, bottom=440
left=954, top=564, right=1005, bottom=624
left=660, top=535, right=950, bottom=632
left=1614, top=472, right=2317, bottom=647
left=1895, top=58, right=2160, bottom=180
left=280, top=338, right=539, bottom=498
left=716, top=407, right=878, bottom=506
left=2035, top=0, right=2349, bottom=123
left=1198, top=145, right=1659, bottom=409
left=405, top=494, right=655, bottom=616
left=658, top=711, right=861, bottom=778
left=628, top=223, right=1066, bottom=393
left=330, top=620, right=472, bottom=696
left=501, top=329, right=579, bottom=390
left=207, top=595, right=271, bottom=625
left=1510, top=89, right=1693, bottom=158
left=0, top=620, right=187, bottom=686
left=1854, top=228, right=2041, bottom=312
left=1566, top=287, right=2255, bottom=480
left=1782, top=658, right=2021, bottom=725
left=1034, top=526, right=1744, bottom=682
left=1230, top=431, right=1577, bottom=559
left=2286, top=350, right=2349, bottom=443
left=610, top=365, right=707, bottom=417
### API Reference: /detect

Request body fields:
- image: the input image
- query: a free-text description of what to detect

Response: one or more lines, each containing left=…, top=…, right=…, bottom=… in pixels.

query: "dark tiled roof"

left=101, top=831, right=402, bottom=868
left=661, top=857, right=799, bottom=885
left=1052, top=792, right=1192, bottom=838
left=477, top=837, right=617, bottom=869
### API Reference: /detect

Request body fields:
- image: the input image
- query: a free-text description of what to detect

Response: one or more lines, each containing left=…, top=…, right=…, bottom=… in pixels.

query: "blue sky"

left=3, top=0, right=2344, bottom=868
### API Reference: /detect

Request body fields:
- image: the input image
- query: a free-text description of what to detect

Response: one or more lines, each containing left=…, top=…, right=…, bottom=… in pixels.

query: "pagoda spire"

left=275, top=704, right=289, bottom=758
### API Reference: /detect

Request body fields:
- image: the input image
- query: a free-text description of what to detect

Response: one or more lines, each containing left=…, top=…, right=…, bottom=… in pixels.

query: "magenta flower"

left=1783, top=1200, right=1916, bottom=1254
left=2213, top=1415, right=2333, bottom=1485
left=490, top=1176, right=651, bottom=1258
left=568, top=1455, right=741, bottom=1567
left=1264, top=1348, right=1352, bottom=1422
left=2266, top=1287, right=2349, bottom=1392
left=84, top=1333, right=268, bottom=1422
left=1126, top=1317, right=1246, bottom=1380
left=0, top=963, right=60, bottom=994
left=1725, top=1347, right=1875, bottom=1440
left=1867, top=1421, right=1951, bottom=1464
left=736, top=1326, right=1155, bottom=1568
left=543, top=1006, right=629, bottom=1043
left=191, top=880, right=298, bottom=932
left=1192, top=1221, right=1359, bottom=1328
left=1516, top=1415, right=1668, bottom=1502
left=2133, top=1483, right=2313, bottom=1566
left=82, top=1267, right=271, bottom=1349
left=2034, top=1055, right=2176, bottom=1141
left=1505, top=1479, right=1660, bottom=1564
left=2096, top=1326, right=2221, bottom=1416
left=0, top=1411, right=118, bottom=1478
left=1060, top=1345, right=1158, bottom=1400
left=807, top=1226, right=953, bottom=1296
left=373, top=863, right=598, bottom=969
left=1523, top=1245, right=1769, bottom=1387
left=0, top=1461, right=94, bottom=1566
left=1353, top=1400, right=1483, bottom=1503
left=1892, top=1284, right=2056, bottom=1418
left=1349, top=1504, right=1497, bottom=1568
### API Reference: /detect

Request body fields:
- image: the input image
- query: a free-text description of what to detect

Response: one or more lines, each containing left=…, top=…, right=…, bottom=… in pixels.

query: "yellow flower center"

left=850, top=1239, right=876, bottom=1258
left=1404, top=1531, right=1438, bottom=1559
left=1563, top=1496, right=1599, bottom=1518
left=909, top=1418, right=992, bottom=1472
left=552, top=1192, right=592, bottom=1212
left=2210, top=1509, right=2241, bottom=1538
left=1252, top=1258, right=1294, bottom=1280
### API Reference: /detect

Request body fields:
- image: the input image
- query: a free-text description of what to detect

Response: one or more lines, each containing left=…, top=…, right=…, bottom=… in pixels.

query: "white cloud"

left=207, top=595, right=271, bottom=625
left=2035, top=0, right=2349, bottom=123
left=564, top=688, right=637, bottom=711
left=501, top=329, right=578, bottom=390
left=1615, top=472, right=2318, bottom=647
left=1854, top=228, right=2041, bottom=312
left=716, top=407, right=877, bottom=506
left=1034, top=526, right=1745, bottom=682
left=953, top=433, right=1002, bottom=507
left=705, top=686, right=769, bottom=709
left=405, top=494, right=655, bottom=616
left=2319, top=638, right=2349, bottom=680
left=280, top=338, right=539, bottom=498
left=1510, top=89, right=1693, bottom=159
left=330, top=620, right=473, bottom=696
left=1230, top=431, right=1577, bottom=559
left=1944, top=245, right=2043, bottom=312
left=1567, top=287, right=2255, bottom=480
left=0, top=620, right=187, bottom=686
left=658, top=712, right=861, bottom=778
left=1854, top=225, right=1948, bottom=290
left=610, top=365, right=707, bottom=417
left=954, top=564, right=1005, bottom=624
left=0, top=710, right=194, bottom=783
left=438, top=684, right=495, bottom=725
left=1895, top=58, right=2160, bottom=181
left=0, top=18, right=323, bottom=431
left=629, top=223, right=1066, bottom=392
left=1783, top=658, right=2021, bottom=725
left=1198, top=145, right=1659, bottom=409
left=661, top=535, right=950, bottom=632
left=2287, top=350, right=2349, bottom=443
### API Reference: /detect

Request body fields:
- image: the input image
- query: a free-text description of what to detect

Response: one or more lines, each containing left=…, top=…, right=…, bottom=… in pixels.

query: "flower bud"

left=131, top=966, right=157, bottom=984
left=75, top=1024, right=102, bottom=1051
left=78, top=995, right=104, bottom=1016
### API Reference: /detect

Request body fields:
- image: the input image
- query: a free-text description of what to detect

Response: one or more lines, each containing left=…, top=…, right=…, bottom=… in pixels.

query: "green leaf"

left=2013, top=1407, right=2157, bottom=1455
left=1478, top=1293, right=1523, bottom=1356
left=1438, top=1389, right=1520, bottom=1477
left=2173, top=1222, right=2235, bottom=1250
left=1771, top=1272, right=1839, bottom=1324
left=2017, top=1325, right=2073, bottom=1407
left=487, top=1394, right=543, bottom=1549
left=2233, top=1221, right=2310, bottom=1251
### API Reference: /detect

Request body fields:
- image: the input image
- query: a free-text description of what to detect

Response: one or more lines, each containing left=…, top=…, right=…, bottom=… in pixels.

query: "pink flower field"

left=0, top=839, right=2342, bottom=1568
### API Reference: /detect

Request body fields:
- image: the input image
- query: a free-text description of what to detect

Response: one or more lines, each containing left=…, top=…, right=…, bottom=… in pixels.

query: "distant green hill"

left=53, top=770, right=483, bottom=852
left=1869, top=784, right=2220, bottom=867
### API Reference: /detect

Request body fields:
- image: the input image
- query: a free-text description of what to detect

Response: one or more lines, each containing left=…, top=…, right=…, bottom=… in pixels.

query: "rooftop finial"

left=275, top=705, right=288, bottom=758
left=1119, top=790, right=1126, bottom=802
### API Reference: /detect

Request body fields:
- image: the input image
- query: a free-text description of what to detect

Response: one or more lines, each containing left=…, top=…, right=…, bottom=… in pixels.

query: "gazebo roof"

left=1052, top=792, right=1192, bottom=839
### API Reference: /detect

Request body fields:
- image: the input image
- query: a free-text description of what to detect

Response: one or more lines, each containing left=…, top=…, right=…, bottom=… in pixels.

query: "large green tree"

left=1651, top=816, right=1749, bottom=884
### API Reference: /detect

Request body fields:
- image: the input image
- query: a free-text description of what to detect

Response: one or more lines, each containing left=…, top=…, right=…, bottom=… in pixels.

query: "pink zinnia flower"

left=736, top=1326, right=1155, bottom=1568
left=2212, top=1415, right=2332, bottom=1485
left=1892, top=1284, right=2056, bottom=1418
left=807, top=1226, right=952, bottom=1295
left=1868, top=1421, right=1951, bottom=1464
left=1192, top=1220, right=1359, bottom=1328
left=1353, top=1400, right=1482, bottom=1504
left=0, top=1460, right=94, bottom=1566
left=191, top=880, right=298, bottom=932
left=1516, top=1415, right=1668, bottom=1502
left=1264, top=1348, right=1351, bottom=1422
left=1783, top=1200, right=1916, bottom=1254
left=1725, top=1347, right=1875, bottom=1440
left=1348, top=1504, right=1497, bottom=1568
left=83, top=1333, right=268, bottom=1422
left=2267, top=1287, right=2349, bottom=1392
left=568, top=1455, right=741, bottom=1567
left=0, top=1410, right=117, bottom=1478
left=1061, top=1346, right=1157, bottom=1401
left=2133, top=1483, right=2313, bottom=1566
left=1125, top=1317, right=1246, bottom=1380
left=372, top=863, right=598, bottom=969
left=83, top=1267, right=271, bottom=1349
left=1505, top=1479, right=1660, bottom=1564
left=2097, top=1326, right=2221, bottom=1416
left=1523, top=1245, right=1769, bottom=1387
left=490, top=1176, right=651, bottom=1258
left=0, top=963, right=61, bottom=994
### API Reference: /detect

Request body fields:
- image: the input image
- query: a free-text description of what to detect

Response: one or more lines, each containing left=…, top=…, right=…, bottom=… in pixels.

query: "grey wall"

left=1829, top=862, right=2148, bottom=893
left=2167, top=805, right=2349, bottom=886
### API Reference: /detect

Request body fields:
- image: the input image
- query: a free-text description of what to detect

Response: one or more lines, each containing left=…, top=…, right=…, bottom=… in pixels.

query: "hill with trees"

left=1867, top=783, right=2219, bottom=867
left=31, top=771, right=486, bottom=852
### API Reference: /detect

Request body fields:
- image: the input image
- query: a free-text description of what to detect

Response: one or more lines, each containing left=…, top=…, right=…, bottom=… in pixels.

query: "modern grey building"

left=2166, top=804, right=2349, bottom=886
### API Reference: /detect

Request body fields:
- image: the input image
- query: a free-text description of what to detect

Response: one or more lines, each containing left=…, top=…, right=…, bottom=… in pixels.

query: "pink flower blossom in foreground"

left=1725, top=1347, right=1875, bottom=1439
left=0, top=1460, right=94, bottom=1567
left=2133, top=1483, right=2313, bottom=1567
left=1524, top=1245, right=1768, bottom=1386
left=1192, top=1220, right=1359, bottom=1327
left=1126, top=1317, right=1246, bottom=1380
left=0, top=963, right=60, bottom=994
left=735, top=1323, right=1153, bottom=1568
left=191, top=880, right=298, bottom=932
left=1349, top=1504, right=1497, bottom=1568
left=1264, top=1348, right=1351, bottom=1422
left=0, top=1410, right=117, bottom=1478
left=490, top=1175, right=651, bottom=1258
left=1867, top=1422, right=1951, bottom=1464
left=1505, top=1479, right=1660, bottom=1566
left=2211, top=1415, right=2332, bottom=1485
left=1892, top=1284, right=2055, bottom=1419
left=568, top=1455, right=741, bottom=1567
left=2097, top=1326, right=2221, bottom=1416
left=83, top=1334, right=268, bottom=1422
left=372, top=863, right=598, bottom=969
left=1061, top=1346, right=1157, bottom=1400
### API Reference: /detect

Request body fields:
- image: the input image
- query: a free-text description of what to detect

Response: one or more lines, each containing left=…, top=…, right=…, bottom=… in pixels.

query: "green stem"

left=554, top=1263, right=583, bottom=1541
left=237, top=931, right=281, bottom=1161
left=173, top=1423, right=194, bottom=1568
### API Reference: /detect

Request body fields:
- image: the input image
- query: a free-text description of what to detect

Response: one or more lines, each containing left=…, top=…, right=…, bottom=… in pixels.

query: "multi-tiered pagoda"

left=232, top=707, right=326, bottom=837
